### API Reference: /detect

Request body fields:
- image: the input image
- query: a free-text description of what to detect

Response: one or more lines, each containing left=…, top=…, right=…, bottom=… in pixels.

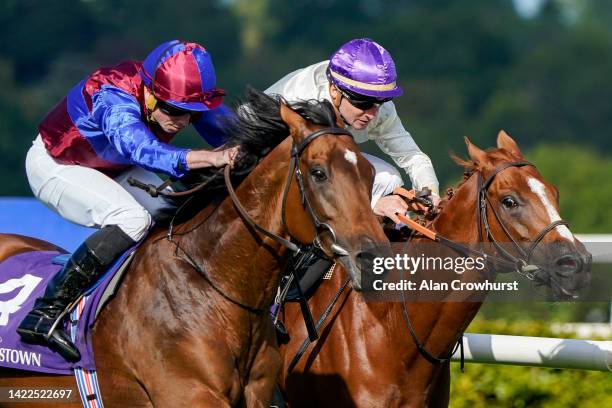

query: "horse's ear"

left=464, top=136, right=488, bottom=165
left=496, top=130, right=523, bottom=158
left=279, top=103, right=308, bottom=140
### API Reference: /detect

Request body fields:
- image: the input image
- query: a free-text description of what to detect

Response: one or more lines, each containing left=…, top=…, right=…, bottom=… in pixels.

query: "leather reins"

left=395, top=161, right=570, bottom=278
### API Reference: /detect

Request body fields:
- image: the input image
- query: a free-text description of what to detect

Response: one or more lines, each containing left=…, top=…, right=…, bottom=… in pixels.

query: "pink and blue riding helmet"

left=140, top=40, right=225, bottom=112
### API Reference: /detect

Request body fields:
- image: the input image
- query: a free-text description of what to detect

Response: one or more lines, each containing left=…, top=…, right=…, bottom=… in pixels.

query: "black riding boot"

left=17, top=225, right=135, bottom=362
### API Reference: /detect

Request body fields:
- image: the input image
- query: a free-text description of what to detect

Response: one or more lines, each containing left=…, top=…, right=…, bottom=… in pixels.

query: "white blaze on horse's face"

left=344, top=149, right=357, bottom=166
left=527, top=177, right=575, bottom=242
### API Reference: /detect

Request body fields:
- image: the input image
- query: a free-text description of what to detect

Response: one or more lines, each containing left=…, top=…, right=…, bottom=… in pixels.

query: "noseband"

left=225, top=127, right=354, bottom=257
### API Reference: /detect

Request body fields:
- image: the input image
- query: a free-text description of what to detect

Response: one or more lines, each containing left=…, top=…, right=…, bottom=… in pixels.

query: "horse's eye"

left=310, top=168, right=328, bottom=182
left=502, top=196, right=518, bottom=209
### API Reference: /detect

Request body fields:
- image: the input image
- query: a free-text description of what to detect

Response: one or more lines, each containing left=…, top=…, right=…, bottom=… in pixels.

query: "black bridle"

left=287, top=159, right=574, bottom=373
left=225, top=126, right=354, bottom=258
left=475, top=161, right=569, bottom=278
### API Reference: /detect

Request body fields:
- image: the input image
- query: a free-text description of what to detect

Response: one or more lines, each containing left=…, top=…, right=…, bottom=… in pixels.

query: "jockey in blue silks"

left=17, top=40, right=238, bottom=362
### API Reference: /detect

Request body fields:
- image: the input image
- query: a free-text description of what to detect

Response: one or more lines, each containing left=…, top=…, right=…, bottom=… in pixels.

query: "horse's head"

left=279, top=102, right=390, bottom=291
left=460, top=131, right=591, bottom=299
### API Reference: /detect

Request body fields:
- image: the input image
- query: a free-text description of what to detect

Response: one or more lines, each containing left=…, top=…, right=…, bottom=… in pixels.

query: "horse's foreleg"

left=426, top=361, right=450, bottom=408
left=243, top=325, right=282, bottom=408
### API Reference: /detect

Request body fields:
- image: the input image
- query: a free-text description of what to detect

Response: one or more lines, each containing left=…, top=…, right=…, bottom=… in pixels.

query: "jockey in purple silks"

left=266, top=38, right=440, bottom=223
left=17, top=40, right=238, bottom=362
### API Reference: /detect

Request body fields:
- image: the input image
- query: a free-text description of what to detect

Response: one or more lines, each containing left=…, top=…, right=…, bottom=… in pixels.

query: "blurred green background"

left=1, top=0, right=610, bottom=406
left=2, top=0, right=612, bottom=234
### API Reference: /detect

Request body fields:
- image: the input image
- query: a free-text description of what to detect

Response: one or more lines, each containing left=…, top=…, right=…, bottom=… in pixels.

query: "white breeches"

left=26, top=136, right=174, bottom=242
left=362, top=153, right=404, bottom=208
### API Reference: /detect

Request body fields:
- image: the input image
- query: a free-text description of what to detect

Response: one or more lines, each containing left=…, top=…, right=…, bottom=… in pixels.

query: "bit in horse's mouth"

left=560, top=287, right=580, bottom=299
left=532, top=268, right=582, bottom=300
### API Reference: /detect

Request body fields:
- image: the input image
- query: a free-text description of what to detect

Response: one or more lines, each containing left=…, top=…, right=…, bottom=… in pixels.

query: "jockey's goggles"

left=150, top=87, right=225, bottom=116
left=156, top=100, right=196, bottom=117
left=337, top=86, right=392, bottom=111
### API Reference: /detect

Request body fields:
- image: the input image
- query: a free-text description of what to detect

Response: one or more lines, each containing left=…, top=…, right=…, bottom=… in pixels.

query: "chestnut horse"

left=278, top=131, right=592, bottom=407
left=0, top=91, right=389, bottom=407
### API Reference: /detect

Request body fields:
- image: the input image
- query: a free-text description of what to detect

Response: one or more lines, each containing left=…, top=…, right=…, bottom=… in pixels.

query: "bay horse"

left=278, top=131, right=592, bottom=407
left=0, top=90, right=389, bottom=407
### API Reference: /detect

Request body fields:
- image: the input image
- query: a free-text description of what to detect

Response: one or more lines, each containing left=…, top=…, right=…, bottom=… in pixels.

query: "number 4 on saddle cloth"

left=0, top=246, right=137, bottom=374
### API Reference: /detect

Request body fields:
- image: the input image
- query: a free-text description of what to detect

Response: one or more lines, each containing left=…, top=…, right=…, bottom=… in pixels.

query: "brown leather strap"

left=127, top=168, right=224, bottom=198
left=224, top=165, right=301, bottom=253
left=393, top=186, right=416, bottom=200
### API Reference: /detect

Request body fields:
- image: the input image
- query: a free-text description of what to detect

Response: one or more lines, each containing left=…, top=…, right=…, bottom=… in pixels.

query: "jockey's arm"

left=370, top=102, right=440, bottom=200
left=97, top=87, right=235, bottom=177
left=97, top=87, right=190, bottom=178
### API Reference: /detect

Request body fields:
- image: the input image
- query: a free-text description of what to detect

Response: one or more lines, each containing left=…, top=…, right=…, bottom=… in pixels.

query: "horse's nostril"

left=555, top=255, right=581, bottom=276
left=356, top=251, right=375, bottom=265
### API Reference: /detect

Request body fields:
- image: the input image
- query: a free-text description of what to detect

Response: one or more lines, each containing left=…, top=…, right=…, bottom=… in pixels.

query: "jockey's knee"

left=107, top=207, right=152, bottom=242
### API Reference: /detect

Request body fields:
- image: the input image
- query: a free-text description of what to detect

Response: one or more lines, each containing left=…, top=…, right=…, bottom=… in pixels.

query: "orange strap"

left=396, top=213, right=437, bottom=241
left=393, top=186, right=416, bottom=200
left=393, top=187, right=429, bottom=213
left=392, top=187, right=437, bottom=240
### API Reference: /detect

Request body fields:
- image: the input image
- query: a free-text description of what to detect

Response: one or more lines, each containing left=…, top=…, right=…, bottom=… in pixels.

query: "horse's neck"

left=431, top=174, right=480, bottom=242
left=177, top=139, right=293, bottom=312
left=361, top=175, right=485, bottom=364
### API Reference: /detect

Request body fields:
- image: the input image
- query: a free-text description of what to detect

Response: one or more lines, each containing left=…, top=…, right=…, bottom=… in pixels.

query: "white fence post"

left=452, top=333, right=612, bottom=372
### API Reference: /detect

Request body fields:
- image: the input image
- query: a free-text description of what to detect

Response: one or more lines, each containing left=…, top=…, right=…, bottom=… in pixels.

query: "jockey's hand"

left=186, top=146, right=240, bottom=170
left=431, top=193, right=441, bottom=207
left=373, top=195, right=409, bottom=224
left=216, top=146, right=240, bottom=168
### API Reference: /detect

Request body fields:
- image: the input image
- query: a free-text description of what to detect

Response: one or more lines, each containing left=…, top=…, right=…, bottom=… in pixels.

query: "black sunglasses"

left=338, top=88, right=391, bottom=110
left=157, top=100, right=193, bottom=117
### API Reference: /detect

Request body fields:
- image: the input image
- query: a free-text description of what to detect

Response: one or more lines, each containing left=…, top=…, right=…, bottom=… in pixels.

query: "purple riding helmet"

left=327, top=38, right=403, bottom=100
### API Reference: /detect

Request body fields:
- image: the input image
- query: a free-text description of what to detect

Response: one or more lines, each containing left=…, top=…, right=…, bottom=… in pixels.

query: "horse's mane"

left=449, top=153, right=478, bottom=191
left=179, top=87, right=337, bottom=187
left=161, top=87, right=337, bottom=224
left=449, top=146, right=521, bottom=193
left=228, top=87, right=338, bottom=160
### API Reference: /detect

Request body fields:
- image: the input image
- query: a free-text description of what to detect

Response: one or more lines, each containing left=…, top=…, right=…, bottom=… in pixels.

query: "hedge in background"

left=449, top=319, right=612, bottom=407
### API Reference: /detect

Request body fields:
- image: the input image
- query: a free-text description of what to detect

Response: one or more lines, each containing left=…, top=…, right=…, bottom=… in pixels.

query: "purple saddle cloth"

left=0, top=249, right=133, bottom=375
